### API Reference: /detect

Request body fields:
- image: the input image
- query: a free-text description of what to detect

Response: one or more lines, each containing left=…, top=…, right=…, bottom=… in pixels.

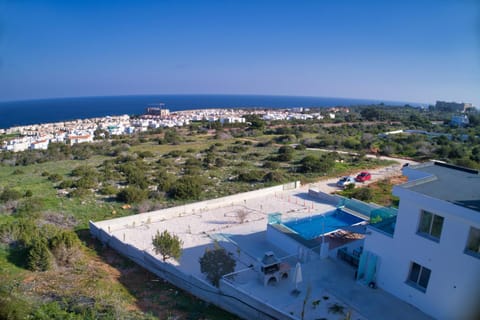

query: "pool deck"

left=93, top=182, right=432, bottom=320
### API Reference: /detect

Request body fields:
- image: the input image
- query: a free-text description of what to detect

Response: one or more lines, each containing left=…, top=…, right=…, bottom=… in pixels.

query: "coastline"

left=0, top=94, right=416, bottom=129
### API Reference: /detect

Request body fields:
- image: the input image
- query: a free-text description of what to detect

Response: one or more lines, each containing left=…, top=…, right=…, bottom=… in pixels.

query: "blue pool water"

left=284, top=209, right=364, bottom=240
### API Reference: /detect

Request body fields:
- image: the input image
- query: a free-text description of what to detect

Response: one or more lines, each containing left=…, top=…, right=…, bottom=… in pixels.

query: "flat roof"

left=401, top=162, right=480, bottom=212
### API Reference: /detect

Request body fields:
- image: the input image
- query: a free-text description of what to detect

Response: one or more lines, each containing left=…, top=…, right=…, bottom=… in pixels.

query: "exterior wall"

left=364, top=186, right=480, bottom=320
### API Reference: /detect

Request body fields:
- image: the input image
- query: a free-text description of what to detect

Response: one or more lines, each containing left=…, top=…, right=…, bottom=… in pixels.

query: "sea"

left=0, top=94, right=413, bottom=129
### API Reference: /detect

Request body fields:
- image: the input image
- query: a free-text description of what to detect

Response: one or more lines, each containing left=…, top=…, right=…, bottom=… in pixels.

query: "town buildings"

left=1, top=108, right=346, bottom=153
left=363, top=161, right=480, bottom=320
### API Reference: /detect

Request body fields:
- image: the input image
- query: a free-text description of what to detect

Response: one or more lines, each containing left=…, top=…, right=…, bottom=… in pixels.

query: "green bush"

left=117, top=186, right=148, bottom=203
left=98, top=185, right=118, bottom=195
left=0, top=188, right=22, bottom=202
left=168, top=176, right=202, bottom=200
left=48, top=173, right=63, bottom=182
left=27, top=239, right=53, bottom=271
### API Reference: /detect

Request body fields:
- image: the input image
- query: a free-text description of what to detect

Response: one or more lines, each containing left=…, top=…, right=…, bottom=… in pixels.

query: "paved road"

left=304, top=148, right=418, bottom=194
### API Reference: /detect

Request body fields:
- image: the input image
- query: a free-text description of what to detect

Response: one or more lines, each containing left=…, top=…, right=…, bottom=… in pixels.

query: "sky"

left=0, top=0, right=479, bottom=106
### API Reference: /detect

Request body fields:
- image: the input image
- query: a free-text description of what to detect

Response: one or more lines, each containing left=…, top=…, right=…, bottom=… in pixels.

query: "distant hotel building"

left=146, top=103, right=170, bottom=118
left=434, top=101, right=473, bottom=112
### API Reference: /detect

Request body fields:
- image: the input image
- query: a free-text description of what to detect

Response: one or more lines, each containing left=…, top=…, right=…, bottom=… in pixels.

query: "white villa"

left=363, top=161, right=480, bottom=320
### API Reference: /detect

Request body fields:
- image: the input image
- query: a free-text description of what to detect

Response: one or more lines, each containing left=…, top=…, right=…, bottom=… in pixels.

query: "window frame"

left=406, top=261, right=431, bottom=292
left=417, top=210, right=444, bottom=242
left=464, top=226, right=480, bottom=259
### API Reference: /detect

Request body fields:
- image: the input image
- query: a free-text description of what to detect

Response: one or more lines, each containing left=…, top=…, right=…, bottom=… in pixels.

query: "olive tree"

left=152, top=230, right=183, bottom=262
left=199, top=243, right=236, bottom=287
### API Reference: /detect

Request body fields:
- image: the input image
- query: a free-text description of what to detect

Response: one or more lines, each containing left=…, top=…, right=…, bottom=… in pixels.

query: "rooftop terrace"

left=401, top=161, right=480, bottom=212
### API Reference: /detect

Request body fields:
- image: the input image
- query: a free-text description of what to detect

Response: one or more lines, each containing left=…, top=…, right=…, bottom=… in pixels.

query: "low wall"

left=94, top=181, right=301, bottom=232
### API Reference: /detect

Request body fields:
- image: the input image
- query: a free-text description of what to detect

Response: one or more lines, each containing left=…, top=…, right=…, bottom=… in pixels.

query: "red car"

left=355, top=171, right=371, bottom=182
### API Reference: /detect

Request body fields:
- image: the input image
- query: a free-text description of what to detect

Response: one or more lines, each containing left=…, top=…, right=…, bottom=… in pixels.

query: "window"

left=407, top=262, right=431, bottom=292
left=465, top=227, right=480, bottom=258
left=417, top=210, right=444, bottom=241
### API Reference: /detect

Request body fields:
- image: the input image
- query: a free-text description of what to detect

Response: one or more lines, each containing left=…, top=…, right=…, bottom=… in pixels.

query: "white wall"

left=94, top=181, right=300, bottom=232
left=364, top=187, right=480, bottom=320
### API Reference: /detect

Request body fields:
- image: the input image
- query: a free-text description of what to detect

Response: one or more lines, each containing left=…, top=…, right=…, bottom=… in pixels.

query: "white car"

left=336, top=176, right=356, bottom=188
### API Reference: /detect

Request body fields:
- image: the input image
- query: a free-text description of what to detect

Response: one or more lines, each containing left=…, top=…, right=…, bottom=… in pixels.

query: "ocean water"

left=0, top=94, right=408, bottom=129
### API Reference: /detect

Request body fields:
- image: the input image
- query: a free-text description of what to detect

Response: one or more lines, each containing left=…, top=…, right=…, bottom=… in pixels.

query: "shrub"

left=0, top=188, right=22, bottom=202
left=49, top=230, right=80, bottom=266
left=117, top=187, right=148, bottom=203
left=27, top=239, right=53, bottom=271
left=99, top=185, right=117, bottom=195
left=263, top=171, right=284, bottom=183
left=237, top=171, right=261, bottom=183
left=168, top=176, right=202, bottom=200
left=351, top=187, right=373, bottom=201
left=48, top=173, right=62, bottom=182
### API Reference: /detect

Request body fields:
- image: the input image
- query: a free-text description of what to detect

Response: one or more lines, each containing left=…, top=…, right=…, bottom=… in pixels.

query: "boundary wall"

left=93, top=181, right=300, bottom=233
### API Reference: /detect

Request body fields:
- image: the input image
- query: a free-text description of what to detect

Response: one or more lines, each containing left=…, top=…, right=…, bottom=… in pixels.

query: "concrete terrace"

left=91, top=181, right=431, bottom=320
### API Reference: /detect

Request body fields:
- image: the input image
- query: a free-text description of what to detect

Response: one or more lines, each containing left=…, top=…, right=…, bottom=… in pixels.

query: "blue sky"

left=0, top=0, right=479, bottom=105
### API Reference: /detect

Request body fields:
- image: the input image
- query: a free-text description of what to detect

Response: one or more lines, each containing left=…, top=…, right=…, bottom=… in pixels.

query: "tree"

left=199, top=243, right=236, bottom=287
left=27, top=239, right=53, bottom=271
left=152, top=230, right=183, bottom=262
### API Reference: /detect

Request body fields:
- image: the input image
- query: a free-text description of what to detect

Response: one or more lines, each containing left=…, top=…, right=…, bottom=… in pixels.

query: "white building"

left=67, top=133, right=94, bottom=145
left=362, top=161, right=480, bottom=320
left=4, top=138, right=30, bottom=152
left=30, top=139, right=49, bottom=150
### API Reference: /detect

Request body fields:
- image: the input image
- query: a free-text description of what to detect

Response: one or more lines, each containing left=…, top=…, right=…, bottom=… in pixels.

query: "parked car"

left=355, top=171, right=372, bottom=182
left=337, top=176, right=356, bottom=188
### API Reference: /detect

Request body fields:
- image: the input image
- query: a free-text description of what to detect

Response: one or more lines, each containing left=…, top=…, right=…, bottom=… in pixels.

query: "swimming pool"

left=283, top=209, right=364, bottom=240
